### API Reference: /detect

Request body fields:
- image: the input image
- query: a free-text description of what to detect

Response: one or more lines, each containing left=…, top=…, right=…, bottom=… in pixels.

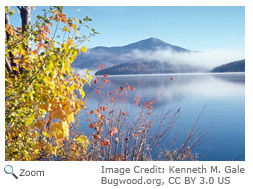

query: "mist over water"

left=125, top=48, right=245, bottom=69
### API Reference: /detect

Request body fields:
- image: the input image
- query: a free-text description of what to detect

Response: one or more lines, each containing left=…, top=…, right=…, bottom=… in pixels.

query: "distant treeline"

left=210, top=59, right=245, bottom=73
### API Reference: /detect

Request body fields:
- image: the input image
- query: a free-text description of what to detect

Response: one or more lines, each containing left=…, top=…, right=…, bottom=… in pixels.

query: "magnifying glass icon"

left=4, top=165, right=18, bottom=179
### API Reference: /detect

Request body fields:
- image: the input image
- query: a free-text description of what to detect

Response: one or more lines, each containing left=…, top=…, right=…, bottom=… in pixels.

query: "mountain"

left=72, top=37, right=190, bottom=70
left=95, top=61, right=201, bottom=75
left=210, top=59, right=245, bottom=73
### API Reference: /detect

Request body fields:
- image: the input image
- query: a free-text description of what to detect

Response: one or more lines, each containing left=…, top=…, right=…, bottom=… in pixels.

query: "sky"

left=9, top=6, right=245, bottom=51
left=8, top=6, right=245, bottom=68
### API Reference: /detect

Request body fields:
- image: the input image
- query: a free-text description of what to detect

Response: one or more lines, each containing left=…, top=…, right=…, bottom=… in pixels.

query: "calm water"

left=81, top=73, right=245, bottom=161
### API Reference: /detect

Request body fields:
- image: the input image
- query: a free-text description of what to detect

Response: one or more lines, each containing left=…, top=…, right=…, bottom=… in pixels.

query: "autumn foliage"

left=5, top=6, right=97, bottom=160
left=5, top=6, right=203, bottom=161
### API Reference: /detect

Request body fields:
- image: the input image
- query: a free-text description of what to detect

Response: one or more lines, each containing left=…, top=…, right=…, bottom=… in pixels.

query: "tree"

left=5, top=6, right=98, bottom=160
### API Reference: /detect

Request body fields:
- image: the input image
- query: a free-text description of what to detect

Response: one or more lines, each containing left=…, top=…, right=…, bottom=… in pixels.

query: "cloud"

left=73, top=68, right=87, bottom=77
left=125, top=48, right=245, bottom=69
left=73, top=67, right=96, bottom=78
left=76, top=8, right=81, bottom=12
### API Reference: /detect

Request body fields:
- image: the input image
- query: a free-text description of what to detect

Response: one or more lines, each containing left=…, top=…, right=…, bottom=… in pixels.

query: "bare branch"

left=16, top=6, right=21, bottom=11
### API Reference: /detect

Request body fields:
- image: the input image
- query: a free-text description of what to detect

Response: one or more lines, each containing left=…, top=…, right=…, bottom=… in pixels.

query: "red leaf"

left=134, top=97, right=140, bottom=101
left=122, top=112, right=126, bottom=115
left=120, top=86, right=123, bottom=92
left=86, top=118, right=91, bottom=122
left=129, top=86, right=135, bottom=91
left=111, top=96, right=115, bottom=103
left=101, top=141, right=105, bottom=147
left=109, top=127, right=118, bottom=136
left=190, top=156, right=194, bottom=161
left=94, top=80, right=97, bottom=84
left=114, top=89, right=118, bottom=94
left=109, top=92, right=112, bottom=95
left=96, top=89, right=101, bottom=96
left=96, top=109, right=100, bottom=114
left=170, top=77, right=173, bottom=80
left=89, top=122, right=95, bottom=129
left=101, top=138, right=110, bottom=147
left=37, top=43, right=45, bottom=50
left=103, top=74, right=108, bottom=77
left=99, top=64, right=103, bottom=70
left=137, top=130, right=141, bottom=135
left=89, top=110, right=94, bottom=114
left=32, top=50, right=38, bottom=55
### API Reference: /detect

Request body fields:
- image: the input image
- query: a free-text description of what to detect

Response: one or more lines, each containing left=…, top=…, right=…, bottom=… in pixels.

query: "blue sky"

left=9, top=6, right=244, bottom=51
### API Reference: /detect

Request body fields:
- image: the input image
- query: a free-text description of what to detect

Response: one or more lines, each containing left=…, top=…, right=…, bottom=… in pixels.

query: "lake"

left=80, top=73, right=245, bottom=161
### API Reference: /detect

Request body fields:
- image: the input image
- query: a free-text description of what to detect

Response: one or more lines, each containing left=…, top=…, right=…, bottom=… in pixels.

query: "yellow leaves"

left=34, top=120, right=45, bottom=130
left=45, top=100, right=79, bottom=125
left=80, top=90, right=85, bottom=99
left=62, top=26, right=70, bottom=33
left=47, top=60, right=54, bottom=71
left=69, top=113, right=75, bottom=123
left=27, top=115, right=35, bottom=125
left=5, top=7, right=95, bottom=161
left=74, top=135, right=88, bottom=144
left=5, top=24, right=17, bottom=37
left=58, top=13, right=67, bottom=23
left=68, top=85, right=75, bottom=93
left=51, top=10, right=67, bottom=23
left=30, top=51, right=38, bottom=61
left=49, top=121, right=69, bottom=140
left=81, top=46, right=87, bottom=52
left=72, top=17, right=80, bottom=24
left=73, top=27, right=79, bottom=36
left=40, top=102, right=52, bottom=111
left=67, top=37, right=74, bottom=46
left=49, top=109, right=67, bottom=121
left=42, top=131, right=50, bottom=138
left=46, top=144, right=57, bottom=156
left=13, top=57, right=27, bottom=67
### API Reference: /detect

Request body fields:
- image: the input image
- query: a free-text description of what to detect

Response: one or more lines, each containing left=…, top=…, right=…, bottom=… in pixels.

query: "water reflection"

left=83, top=73, right=245, bottom=161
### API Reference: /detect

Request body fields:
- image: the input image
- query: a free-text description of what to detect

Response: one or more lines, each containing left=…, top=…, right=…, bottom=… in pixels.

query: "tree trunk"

left=5, top=11, right=14, bottom=75
left=5, top=6, right=32, bottom=75
left=20, top=6, right=31, bottom=50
